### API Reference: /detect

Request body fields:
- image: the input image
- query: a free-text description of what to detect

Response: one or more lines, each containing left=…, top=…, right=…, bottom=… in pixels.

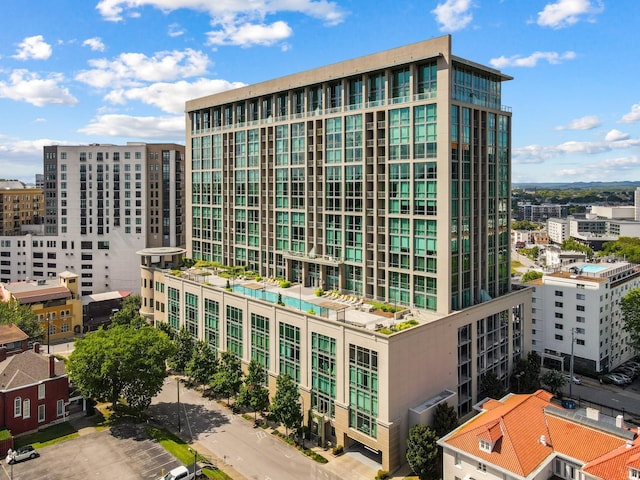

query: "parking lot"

left=0, top=423, right=182, bottom=480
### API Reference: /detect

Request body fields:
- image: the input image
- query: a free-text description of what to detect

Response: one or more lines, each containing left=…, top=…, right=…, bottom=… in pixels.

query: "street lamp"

left=165, top=377, right=181, bottom=432
left=188, top=447, right=197, bottom=478
left=300, top=394, right=306, bottom=449
left=46, top=313, right=51, bottom=354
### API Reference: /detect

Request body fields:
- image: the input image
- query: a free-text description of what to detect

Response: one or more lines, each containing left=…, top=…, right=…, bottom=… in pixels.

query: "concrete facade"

left=139, top=35, right=533, bottom=473
left=0, top=143, right=185, bottom=295
left=528, top=261, right=639, bottom=373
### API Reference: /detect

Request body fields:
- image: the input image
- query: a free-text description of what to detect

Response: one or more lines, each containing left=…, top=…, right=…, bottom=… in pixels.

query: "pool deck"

left=182, top=269, right=413, bottom=331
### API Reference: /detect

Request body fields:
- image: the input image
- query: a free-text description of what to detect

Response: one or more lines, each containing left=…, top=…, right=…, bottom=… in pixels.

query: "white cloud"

left=75, top=48, right=210, bottom=89
left=514, top=134, right=640, bottom=164
left=12, top=35, right=52, bottom=60
left=34, top=118, right=47, bottom=123
left=620, top=103, right=640, bottom=124
left=104, top=78, right=245, bottom=114
left=78, top=114, right=184, bottom=138
left=555, top=115, right=600, bottom=131
left=82, top=37, right=106, bottom=52
left=0, top=138, right=77, bottom=183
left=95, top=0, right=346, bottom=28
left=604, top=129, right=630, bottom=142
left=0, top=70, right=78, bottom=107
left=432, top=0, right=474, bottom=32
left=207, top=21, right=293, bottom=47
left=537, top=0, right=604, bottom=29
left=489, top=51, right=576, bottom=69
left=168, top=23, right=185, bottom=37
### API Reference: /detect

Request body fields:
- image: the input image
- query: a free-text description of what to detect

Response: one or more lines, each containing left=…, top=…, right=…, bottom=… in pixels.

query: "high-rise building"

left=0, top=143, right=184, bottom=294
left=139, top=35, right=532, bottom=472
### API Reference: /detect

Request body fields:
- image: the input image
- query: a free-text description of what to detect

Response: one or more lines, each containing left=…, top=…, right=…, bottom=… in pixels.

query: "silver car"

left=6, top=445, right=39, bottom=464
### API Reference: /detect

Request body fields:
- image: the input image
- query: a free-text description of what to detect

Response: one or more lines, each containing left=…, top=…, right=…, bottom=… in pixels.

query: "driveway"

left=0, top=423, right=180, bottom=480
left=149, top=379, right=379, bottom=480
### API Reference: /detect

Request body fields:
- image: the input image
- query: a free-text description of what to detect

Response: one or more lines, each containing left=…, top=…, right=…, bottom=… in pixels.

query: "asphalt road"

left=149, top=380, right=371, bottom=480
left=563, top=375, right=640, bottom=421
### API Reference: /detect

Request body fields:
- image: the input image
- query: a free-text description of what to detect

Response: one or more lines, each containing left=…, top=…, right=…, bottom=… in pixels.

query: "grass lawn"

left=14, top=422, right=79, bottom=449
left=145, top=425, right=232, bottom=480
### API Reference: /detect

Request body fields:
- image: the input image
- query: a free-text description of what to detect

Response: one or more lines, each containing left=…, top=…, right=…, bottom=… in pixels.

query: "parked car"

left=613, top=367, right=636, bottom=379
left=622, top=363, right=640, bottom=373
left=158, top=465, right=203, bottom=480
left=611, top=372, right=632, bottom=384
left=603, top=373, right=627, bottom=385
left=6, top=445, right=39, bottom=464
left=564, top=374, right=581, bottom=385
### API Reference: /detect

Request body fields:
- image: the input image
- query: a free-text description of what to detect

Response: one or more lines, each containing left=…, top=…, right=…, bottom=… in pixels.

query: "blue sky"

left=0, top=0, right=639, bottom=184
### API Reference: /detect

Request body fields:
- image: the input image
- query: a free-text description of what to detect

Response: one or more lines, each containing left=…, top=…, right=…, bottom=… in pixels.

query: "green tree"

left=541, top=370, right=566, bottom=396
left=561, top=238, right=593, bottom=258
left=238, top=360, right=270, bottom=421
left=511, top=352, right=542, bottom=393
left=0, top=300, right=44, bottom=343
left=480, top=371, right=507, bottom=400
left=602, top=237, right=640, bottom=263
left=169, top=326, right=195, bottom=374
left=621, top=288, right=640, bottom=351
left=156, top=321, right=176, bottom=340
left=270, top=374, right=302, bottom=437
left=186, top=341, right=218, bottom=390
left=432, top=402, right=457, bottom=439
left=406, top=424, right=440, bottom=480
left=67, top=324, right=175, bottom=411
left=512, top=220, right=539, bottom=230
left=211, top=351, right=243, bottom=405
left=110, top=294, right=146, bottom=328
left=521, top=271, right=543, bottom=283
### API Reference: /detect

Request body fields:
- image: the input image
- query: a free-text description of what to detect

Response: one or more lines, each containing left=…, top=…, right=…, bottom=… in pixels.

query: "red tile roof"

left=442, top=390, right=634, bottom=478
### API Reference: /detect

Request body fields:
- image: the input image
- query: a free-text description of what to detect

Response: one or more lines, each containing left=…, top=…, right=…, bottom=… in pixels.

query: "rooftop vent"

left=540, top=435, right=547, bottom=446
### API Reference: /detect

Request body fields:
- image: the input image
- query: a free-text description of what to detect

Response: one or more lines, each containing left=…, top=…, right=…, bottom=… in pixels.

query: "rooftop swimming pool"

left=580, top=264, right=607, bottom=273
left=231, top=285, right=330, bottom=316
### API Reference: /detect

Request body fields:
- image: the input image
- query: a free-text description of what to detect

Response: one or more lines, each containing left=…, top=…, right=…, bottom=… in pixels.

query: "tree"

left=67, top=324, right=175, bottom=412
left=511, top=352, right=542, bottom=393
left=521, top=271, right=543, bottom=283
left=432, top=402, right=457, bottom=439
left=169, top=326, right=195, bottom=374
left=561, top=238, right=594, bottom=259
left=541, top=370, right=566, bottom=396
left=110, top=294, right=146, bottom=328
left=186, top=341, right=218, bottom=390
left=512, top=220, right=539, bottom=231
left=270, top=374, right=302, bottom=437
left=480, top=371, right=507, bottom=400
left=0, top=300, right=45, bottom=344
left=621, top=288, right=640, bottom=351
left=406, top=424, right=440, bottom=480
left=210, top=351, right=243, bottom=405
left=238, top=360, right=270, bottom=421
left=156, top=321, right=176, bottom=340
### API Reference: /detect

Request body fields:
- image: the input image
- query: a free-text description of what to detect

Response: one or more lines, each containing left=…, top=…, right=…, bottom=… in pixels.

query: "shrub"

left=376, top=470, right=390, bottom=480
left=279, top=280, right=292, bottom=288
left=315, top=288, right=325, bottom=297
left=332, top=444, right=344, bottom=456
left=255, top=276, right=262, bottom=282
left=170, top=269, right=182, bottom=276
left=307, top=309, right=316, bottom=315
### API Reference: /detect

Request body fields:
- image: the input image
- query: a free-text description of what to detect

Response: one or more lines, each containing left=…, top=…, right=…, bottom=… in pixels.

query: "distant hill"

left=514, top=181, right=640, bottom=190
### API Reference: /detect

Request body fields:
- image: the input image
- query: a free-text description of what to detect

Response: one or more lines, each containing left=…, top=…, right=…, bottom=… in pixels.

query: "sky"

left=0, top=0, right=639, bottom=185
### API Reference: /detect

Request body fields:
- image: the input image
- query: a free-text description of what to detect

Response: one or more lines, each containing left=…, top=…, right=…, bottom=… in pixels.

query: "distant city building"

left=0, top=143, right=185, bottom=295
left=527, top=260, right=638, bottom=372
left=512, top=229, right=549, bottom=246
left=439, top=390, right=640, bottom=480
left=35, top=174, right=44, bottom=189
left=517, top=202, right=568, bottom=222
left=0, top=324, right=29, bottom=356
left=547, top=217, right=569, bottom=244
left=0, top=180, right=43, bottom=236
left=139, top=35, right=532, bottom=473
left=0, top=271, right=83, bottom=344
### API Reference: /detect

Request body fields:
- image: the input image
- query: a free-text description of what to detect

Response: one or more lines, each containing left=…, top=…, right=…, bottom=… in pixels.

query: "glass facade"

left=251, top=313, right=270, bottom=369
left=349, top=344, right=378, bottom=438
left=226, top=305, right=243, bottom=357
left=279, top=322, right=300, bottom=383
left=311, top=333, right=337, bottom=417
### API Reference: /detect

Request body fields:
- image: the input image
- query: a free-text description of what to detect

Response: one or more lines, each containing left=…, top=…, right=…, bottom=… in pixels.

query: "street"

left=149, top=379, right=376, bottom=480
left=562, top=375, right=640, bottom=421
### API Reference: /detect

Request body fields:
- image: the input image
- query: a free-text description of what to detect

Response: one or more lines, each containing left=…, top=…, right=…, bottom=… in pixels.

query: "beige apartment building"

left=0, top=180, right=43, bottom=236
left=139, top=35, right=532, bottom=472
